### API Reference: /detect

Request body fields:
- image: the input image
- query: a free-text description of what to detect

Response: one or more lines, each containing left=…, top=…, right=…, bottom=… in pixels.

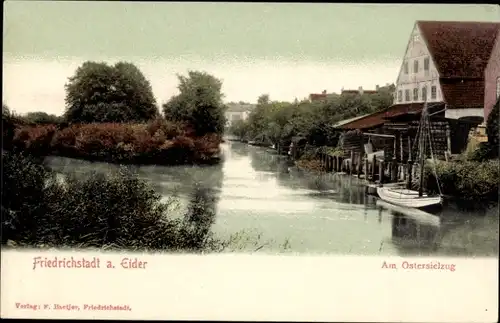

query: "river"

left=44, top=141, right=499, bottom=256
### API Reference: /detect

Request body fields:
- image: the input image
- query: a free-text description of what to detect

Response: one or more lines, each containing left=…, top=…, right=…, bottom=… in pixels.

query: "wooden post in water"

left=371, top=155, right=376, bottom=182
left=406, top=160, right=413, bottom=189
left=400, top=134, right=404, bottom=163
left=357, top=154, right=362, bottom=178
left=349, top=151, right=354, bottom=175
left=391, top=160, right=398, bottom=182
left=407, top=136, right=412, bottom=162
left=379, top=160, right=385, bottom=184
left=364, top=158, right=369, bottom=179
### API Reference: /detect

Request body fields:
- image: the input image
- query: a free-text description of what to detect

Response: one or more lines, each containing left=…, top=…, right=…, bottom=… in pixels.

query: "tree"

left=162, top=71, right=227, bottom=136
left=24, top=112, right=62, bottom=124
left=257, top=94, right=270, bottom=105
left=228, top=119, right=249, bottom=139
left=64, top=61, right=158, bottom=123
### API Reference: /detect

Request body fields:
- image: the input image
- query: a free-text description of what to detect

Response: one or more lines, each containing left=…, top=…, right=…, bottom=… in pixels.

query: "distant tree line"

left=228, top=84, right=396, bottom=147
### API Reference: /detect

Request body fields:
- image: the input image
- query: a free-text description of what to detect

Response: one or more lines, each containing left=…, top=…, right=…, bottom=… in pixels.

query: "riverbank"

left=296, top=152, right=499, bottom=205
left=1, top=150, right=225, bottom=251
left=8, top=119, right=222, bottom=166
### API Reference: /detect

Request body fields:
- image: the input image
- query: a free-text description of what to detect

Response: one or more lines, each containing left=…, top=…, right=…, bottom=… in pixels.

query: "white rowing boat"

left=377, top=101, right=443, bottom=211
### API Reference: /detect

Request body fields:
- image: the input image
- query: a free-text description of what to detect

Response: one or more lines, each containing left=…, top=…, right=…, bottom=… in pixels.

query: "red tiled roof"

left=417, top=21, right=500, bottom=78
left=440, top=78, right=485, bottom=108
left=309, top=93, right=327, bottom=101
left=336, top=103, right=428, bottom=130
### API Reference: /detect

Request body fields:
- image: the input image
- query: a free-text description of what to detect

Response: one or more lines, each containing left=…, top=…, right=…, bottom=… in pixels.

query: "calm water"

left=44, top=141, right=499, bottom=256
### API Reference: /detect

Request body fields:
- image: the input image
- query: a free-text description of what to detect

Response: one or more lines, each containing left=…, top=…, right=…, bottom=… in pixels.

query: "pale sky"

left=3, top=2, right=500, bottom=115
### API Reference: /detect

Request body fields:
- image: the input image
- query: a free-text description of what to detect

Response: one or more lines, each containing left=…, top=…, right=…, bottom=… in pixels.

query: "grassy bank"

left=1, top=151, right=227, bottom=251
left=294, top=144, right=498, bottom=204
left=1, top=151, right=294, bottom=253
left=424, top=159, right=499, bottom=204
left=9, top=119, right=222, bottom=165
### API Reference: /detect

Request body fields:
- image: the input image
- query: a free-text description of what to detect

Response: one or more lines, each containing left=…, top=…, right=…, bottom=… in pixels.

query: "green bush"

left=425, top=160, right=499, bottom=202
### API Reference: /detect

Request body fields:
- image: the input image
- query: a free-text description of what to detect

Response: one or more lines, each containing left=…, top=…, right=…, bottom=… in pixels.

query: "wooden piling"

left=379, top=161, right=385, bottom=184
left=371, top=155, right=376, bottom=182
left=391, top=159, right=397, bottom=182
left=357, top=154, right=362, bottom=178
left=349, top=151, right=354, bottom=175
left=406, top=160, right=413, bottom=189
left=364, top=158, right=369, bottom=179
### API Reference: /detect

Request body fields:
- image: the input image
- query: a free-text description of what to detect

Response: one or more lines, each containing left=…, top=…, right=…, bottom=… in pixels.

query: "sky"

left=3, top=2, right=500, bottom=115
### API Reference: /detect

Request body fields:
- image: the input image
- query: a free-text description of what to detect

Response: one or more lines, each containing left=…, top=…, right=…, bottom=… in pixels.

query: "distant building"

left=333, top=20, right=500, bottom=159
left=309, top=90, right=328, bottom=102
left=341, top=86, right=378, bottom=95
left=225, top=102, right=255, bottom=127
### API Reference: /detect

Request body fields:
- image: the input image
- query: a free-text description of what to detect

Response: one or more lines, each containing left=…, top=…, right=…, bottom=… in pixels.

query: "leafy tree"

left=64, top=61, right=158, bottom=123
left=163, top=71, right=227, bottom=136
left=228, top=119, right=249, bottom=139
left=228, top=84, right=395, bottom=148
left=257, top=94, right=270, bottom=105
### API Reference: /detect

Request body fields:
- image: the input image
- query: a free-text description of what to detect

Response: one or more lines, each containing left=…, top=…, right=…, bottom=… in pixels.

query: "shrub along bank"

left=424, top=160, right=499, bottom=204
left=1, top=151, right=226, bottom=251
left=9, top=119, right=222, bottom=165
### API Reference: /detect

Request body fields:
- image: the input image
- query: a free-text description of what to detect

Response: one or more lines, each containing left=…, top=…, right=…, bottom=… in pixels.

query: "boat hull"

left=377, top=186, right=443, bottom=212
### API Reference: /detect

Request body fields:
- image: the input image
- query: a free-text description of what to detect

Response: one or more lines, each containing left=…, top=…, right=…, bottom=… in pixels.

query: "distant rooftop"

left=226, top=102, right=256, bottom=112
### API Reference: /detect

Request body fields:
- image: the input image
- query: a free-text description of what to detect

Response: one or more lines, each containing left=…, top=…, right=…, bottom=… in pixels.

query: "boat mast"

left=418, top=101, right=428, bottom=197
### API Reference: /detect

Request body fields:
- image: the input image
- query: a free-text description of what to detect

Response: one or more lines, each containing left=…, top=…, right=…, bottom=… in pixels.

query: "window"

left=405, top=89, right=410, bottom=102
left=398, top=90, right=402, bottom=102
left=404, top=62, right=409, bottom=74
left=424, top=57, right=430, bottom=71
left=414, top=60, right=419, bottom=73
left=413, top=88, right=419, bottom=101
left=431, top=86, right=437, bottom=99
left=422, top=86, right=427, bottom=101
left=497, top=77, right=500, bottom=99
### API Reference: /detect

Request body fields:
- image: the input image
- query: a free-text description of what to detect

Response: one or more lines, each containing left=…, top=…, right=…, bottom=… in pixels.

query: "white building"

left=393, top=20, right=500, bottom=121
left=224, top=102, right=255, bottom=127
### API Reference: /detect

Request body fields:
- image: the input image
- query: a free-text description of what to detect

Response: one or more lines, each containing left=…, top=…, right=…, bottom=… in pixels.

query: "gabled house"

left=484, top=27, right=500, bottom=122
left=334, top=20, right=500, bottom=160
left=393, top=20, right=500, bottom=122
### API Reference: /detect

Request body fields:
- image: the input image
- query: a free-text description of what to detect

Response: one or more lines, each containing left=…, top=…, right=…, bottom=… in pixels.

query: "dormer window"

left=414, top=60, right=419, bottom=73
left=404, top=62, right=409, bottom=74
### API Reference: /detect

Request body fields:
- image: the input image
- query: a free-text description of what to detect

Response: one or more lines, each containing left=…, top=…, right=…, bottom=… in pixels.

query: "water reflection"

left=45, top=155, right=224, bottom=251
left=377, top=200, right=499, bottom=257
left=44, top=142, right=499, bottom=256
left=247, top=144, right=373, bottom=207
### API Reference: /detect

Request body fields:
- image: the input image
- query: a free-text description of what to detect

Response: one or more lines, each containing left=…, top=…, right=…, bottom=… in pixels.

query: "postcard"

left=2, top=2, right=499, bottom=322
